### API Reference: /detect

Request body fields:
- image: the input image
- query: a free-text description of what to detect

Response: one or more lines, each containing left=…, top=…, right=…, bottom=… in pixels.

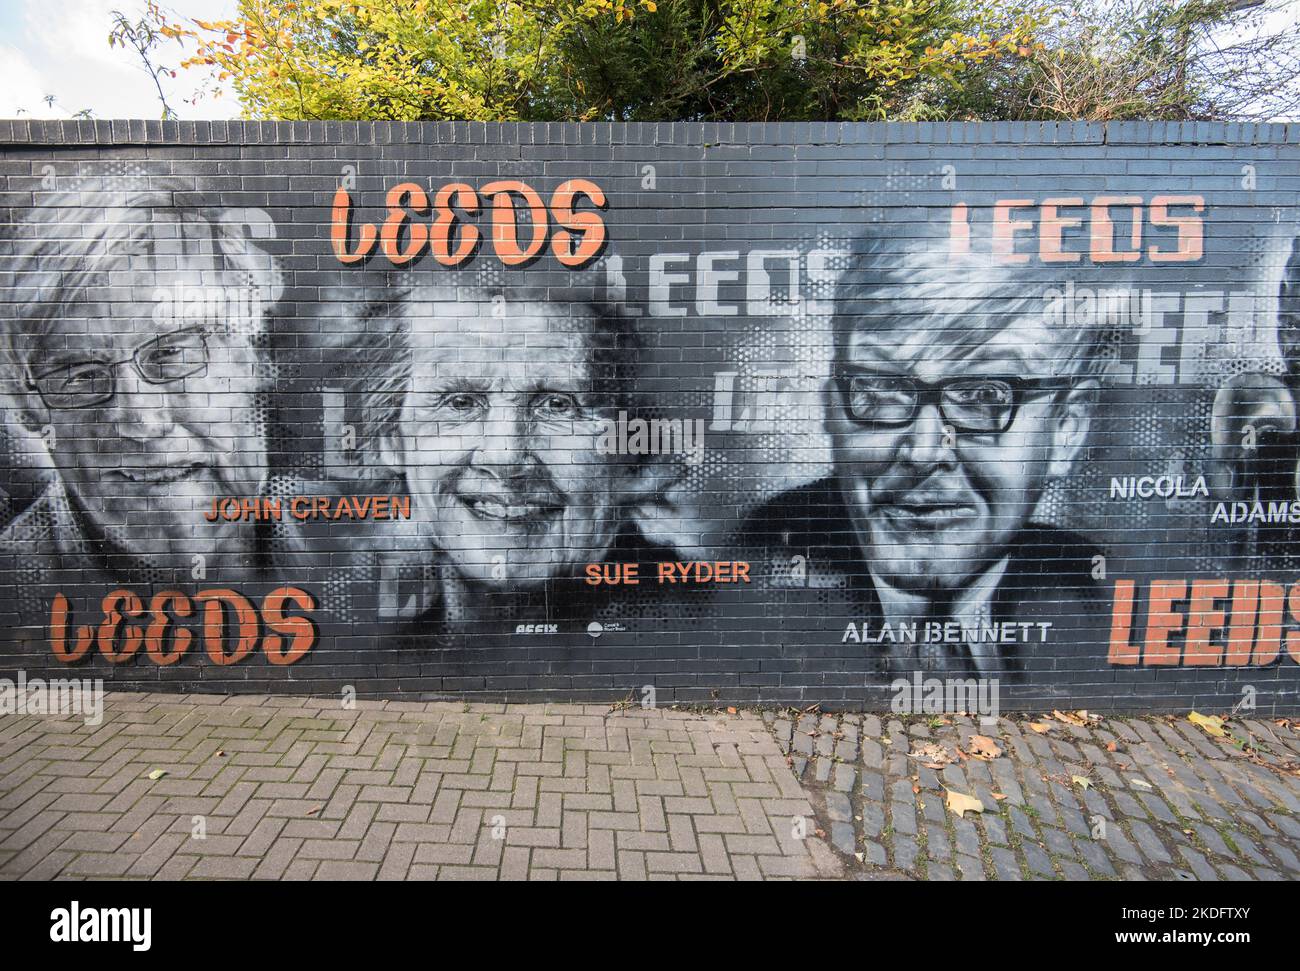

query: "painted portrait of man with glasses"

left=737, top=226, right=1111, bottom=681
left=0, top=184, right=284, bottom=591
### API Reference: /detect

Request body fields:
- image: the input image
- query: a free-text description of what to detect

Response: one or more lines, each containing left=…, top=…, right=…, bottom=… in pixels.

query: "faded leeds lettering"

left=0, top=670, right=103, bottom=726
left=203, top=494, right=413, bottom=522
left=844, top=620, right=1052, bottom=644
left=890, top=670, right=1001, bottom=720
left=50, top=901, right=151, bottom=952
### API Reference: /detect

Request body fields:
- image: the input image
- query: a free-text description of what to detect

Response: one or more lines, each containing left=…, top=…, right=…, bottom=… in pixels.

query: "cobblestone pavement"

left=2, top=693, right=1298, bottom=881
left=0, top=693, right=842, bottom=881
left=774, top=708, right=1300, bottom=881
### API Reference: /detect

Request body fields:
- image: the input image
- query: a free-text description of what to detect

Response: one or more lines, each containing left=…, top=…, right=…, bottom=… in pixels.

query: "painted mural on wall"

left=0, top=123, right=1298, bottom=710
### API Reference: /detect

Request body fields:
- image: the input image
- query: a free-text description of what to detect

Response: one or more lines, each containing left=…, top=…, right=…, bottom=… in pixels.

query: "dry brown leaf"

left=306, top=805, right=323, bottom=816
left=726, top=707, right=737, bottom=715
left=969, top=734, right=1002, bottom=760
left=945, top=789, right=985, bottom=818
left=1105, top=741, right=1118, bottom=752
left=1028, top=722, right=1052, bottom=733
left=1053, top=709, right=1086, bottom=727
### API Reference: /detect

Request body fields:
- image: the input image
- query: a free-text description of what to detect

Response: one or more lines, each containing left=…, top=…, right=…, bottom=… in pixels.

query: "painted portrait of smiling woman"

left=346, top=284, right=686, bottom=633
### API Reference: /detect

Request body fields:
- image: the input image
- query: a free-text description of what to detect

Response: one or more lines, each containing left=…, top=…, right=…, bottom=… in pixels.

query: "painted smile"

left=456, top=492, right=563, bottom=523
left=111, top=463, right=207, bottom=485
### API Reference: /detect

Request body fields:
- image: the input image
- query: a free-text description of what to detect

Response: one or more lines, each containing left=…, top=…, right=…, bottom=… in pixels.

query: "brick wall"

left=1, top=119, right=1298, bottom=713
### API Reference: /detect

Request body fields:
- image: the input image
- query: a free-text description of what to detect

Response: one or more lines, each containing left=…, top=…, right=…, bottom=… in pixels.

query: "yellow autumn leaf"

left=1072, top=775, right=1091, bottom=790
left=1189, top=711, right=1226, bottom=738
left=945, top=789, right=984, bottom=818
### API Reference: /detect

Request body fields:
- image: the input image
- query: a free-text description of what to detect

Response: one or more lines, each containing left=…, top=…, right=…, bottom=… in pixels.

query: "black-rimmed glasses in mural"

left=835, top=368, right=1075, bottom=435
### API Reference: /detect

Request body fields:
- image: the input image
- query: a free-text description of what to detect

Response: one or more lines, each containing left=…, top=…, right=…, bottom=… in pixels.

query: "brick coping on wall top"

left=0, top=118, right=1297, bottom=148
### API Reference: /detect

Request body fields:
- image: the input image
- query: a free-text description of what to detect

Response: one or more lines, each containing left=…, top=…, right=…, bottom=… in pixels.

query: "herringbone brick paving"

left=3, top=694, right=1299, bottom=880
left=0, top=694, right=842, bottom=881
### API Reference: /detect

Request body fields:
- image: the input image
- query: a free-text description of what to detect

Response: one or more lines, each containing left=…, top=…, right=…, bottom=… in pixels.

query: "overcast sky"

left=0, top=0, right=1295, bottom=121
left=0, top=0, right=238, bottom=120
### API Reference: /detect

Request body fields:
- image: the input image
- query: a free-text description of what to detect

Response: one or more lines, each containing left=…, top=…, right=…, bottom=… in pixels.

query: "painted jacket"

left=732, top=476, right=1111, bottom=686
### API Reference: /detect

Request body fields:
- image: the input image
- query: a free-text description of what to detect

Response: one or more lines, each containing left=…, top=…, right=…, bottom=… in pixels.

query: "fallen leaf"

left=1189, top=711, right=1226, bottom=738
left=146, top=769, right=167, bottom=781
left=854, top=852, right=864, bottom=863
left=909, top=741, right=955, bottom=766
left=969, top=734, right=1002, bottom=760
left=991, top=792, right=1007, bottom=801
left=1105, top=741, right=1118, bottom=753
left=1053, top=709, right=1086, bottom=727
left=726, top=707, right=737, bottom=715
left=912, top=784, right=920, bottom=794
left=1072, top=775, right=1091, bottom=790
left=1028, top=722, right=1052, bottom=733
left=1129, top=777, right=1153, bottom=790
left=306, top=805, right=323, bottom=816
left=945, top=789, right=985, bottom=818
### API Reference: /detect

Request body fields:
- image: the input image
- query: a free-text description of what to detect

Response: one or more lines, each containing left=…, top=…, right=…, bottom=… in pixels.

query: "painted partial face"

left=393, top=301, right=634, bottom=590
left=31, top=265, right=267, bottom=560
left=827, top=314, right=1074, bottom=595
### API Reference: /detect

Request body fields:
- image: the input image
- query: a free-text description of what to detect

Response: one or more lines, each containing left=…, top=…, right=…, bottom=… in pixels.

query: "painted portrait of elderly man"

left=737, top=224, right=1113, bottom=682
left=0, top=185, right=286, bottom=614
left=345, top=283, right=688, bottom=634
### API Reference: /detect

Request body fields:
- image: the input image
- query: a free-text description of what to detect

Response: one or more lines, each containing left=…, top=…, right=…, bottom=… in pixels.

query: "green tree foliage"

left=130, top=0, right=1298, bottom=121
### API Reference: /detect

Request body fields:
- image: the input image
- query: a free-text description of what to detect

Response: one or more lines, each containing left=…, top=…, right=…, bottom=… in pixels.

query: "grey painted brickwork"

left=0, top=121, right=1299, bottom=712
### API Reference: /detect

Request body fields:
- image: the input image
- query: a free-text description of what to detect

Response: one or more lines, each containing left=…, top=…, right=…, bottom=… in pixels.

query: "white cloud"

left=1, top=0, right=239, bottom=120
